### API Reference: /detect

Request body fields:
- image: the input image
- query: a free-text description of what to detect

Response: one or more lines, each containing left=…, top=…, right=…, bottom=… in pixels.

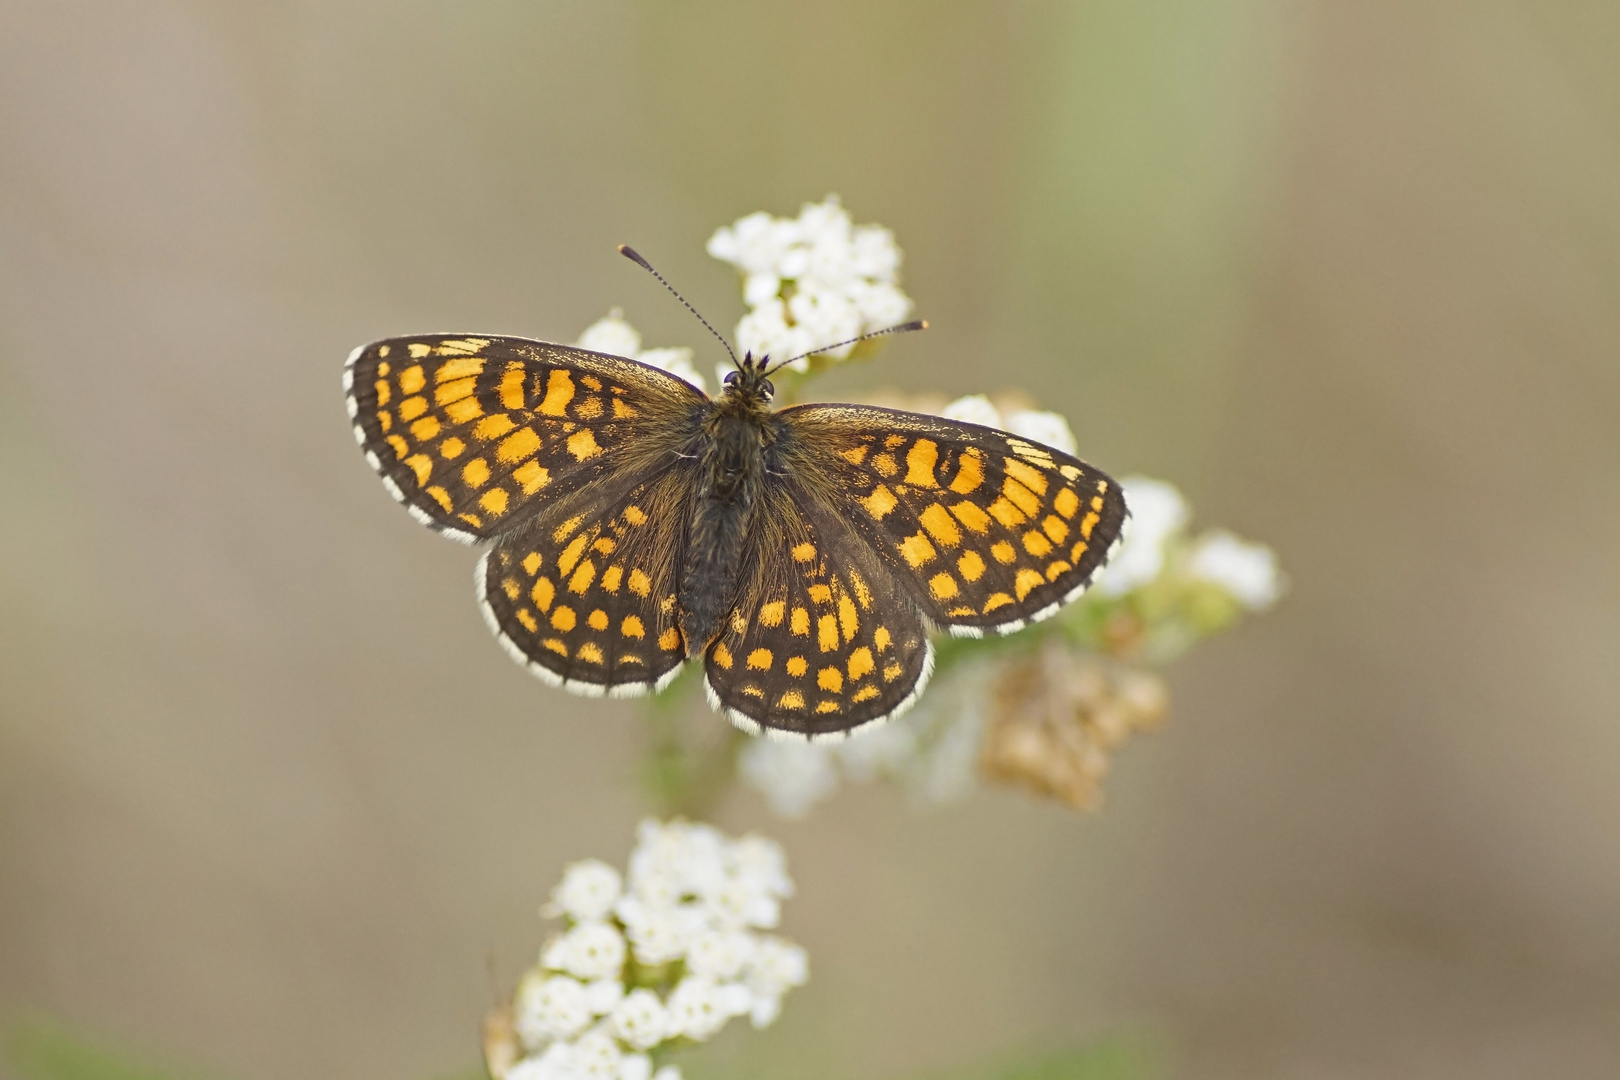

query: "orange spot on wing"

left=435, top=377, right=475, bottom=406
left=500, top=364, right=526, bottom=410
left=919, top=503, right=961, bottom=546
left=566, top=429, right=601, bottom=460
left=838, top=594, right=859, bottom=641
left=988, top=496, right=1027, bottom=528
left=480, top=487, right=509, bottom=516
left=1004, top=458, right=1048, bottom=496
left=817, top=615, right=839, bottom=652
left=1014, top=568, right=1043, bottom=600
left=951, top=502, right=991, bottom=533
left=899, top=532, right=937, bottom=568
left=539, top=369, right=574, bottom=416
left=948, top=448, right=985, bottom=493
left=474, top=414, right=515, bottom=441
left=904, top=439, right=939, bottom=486
left=1003, top=476, right=1041, bottom=515
left=861, top=485, right=898, bottom=520
left=557, top=535, right=589, bottom=576
left=513, top=460, right=550, bottom=493
left=498, top=426, right=541, bottom=464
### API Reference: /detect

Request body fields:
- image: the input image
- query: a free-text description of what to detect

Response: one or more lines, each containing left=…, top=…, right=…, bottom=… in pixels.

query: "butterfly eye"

left=761, top=379, right=775, bottom=401
left=723, top=371, right=741, bottom=388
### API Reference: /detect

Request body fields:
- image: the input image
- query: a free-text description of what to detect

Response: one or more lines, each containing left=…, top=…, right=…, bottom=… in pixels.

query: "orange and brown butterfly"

left=344, top=291, right=1127, bottom=741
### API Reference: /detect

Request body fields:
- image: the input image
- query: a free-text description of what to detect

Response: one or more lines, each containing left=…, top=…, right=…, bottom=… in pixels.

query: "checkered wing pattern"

left=478, top=463, right=697, bottom=696
left=703, top=483, right=933, bottom=738
left=779, top=404, right=1129, bottom=637
left=345, top=334, right=704, bottom=543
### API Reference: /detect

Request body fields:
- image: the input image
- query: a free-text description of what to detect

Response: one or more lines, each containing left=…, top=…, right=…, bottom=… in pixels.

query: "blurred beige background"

left=2, top=2, right=1618, bottom=1078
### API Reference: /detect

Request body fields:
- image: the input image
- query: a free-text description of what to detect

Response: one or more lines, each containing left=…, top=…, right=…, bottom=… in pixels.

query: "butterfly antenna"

left=618, top=245, right=739, bottom=368
left=763, top=319, right=929, bottom=377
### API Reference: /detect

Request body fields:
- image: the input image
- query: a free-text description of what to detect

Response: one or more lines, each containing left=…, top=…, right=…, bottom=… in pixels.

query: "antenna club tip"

left=918, top=319, right=930, bottom=330
left=618, top=244, right=652, bottom=269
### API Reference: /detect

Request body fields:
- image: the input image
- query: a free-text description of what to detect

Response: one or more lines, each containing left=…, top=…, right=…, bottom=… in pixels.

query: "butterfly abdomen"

left=678, top=409, right=771, bottom=654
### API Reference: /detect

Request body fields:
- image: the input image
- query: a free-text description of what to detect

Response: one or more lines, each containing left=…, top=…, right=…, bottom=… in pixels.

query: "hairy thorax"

left=678, top=392, right=777, bottom=652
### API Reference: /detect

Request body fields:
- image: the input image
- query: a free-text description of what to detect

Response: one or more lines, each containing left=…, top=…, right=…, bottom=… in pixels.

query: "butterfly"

left=344, top=327, right=1127, bottom=741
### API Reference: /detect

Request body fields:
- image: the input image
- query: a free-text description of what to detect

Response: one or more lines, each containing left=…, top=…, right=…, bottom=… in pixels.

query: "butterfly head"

left=719, top=352, right=776, bottom=410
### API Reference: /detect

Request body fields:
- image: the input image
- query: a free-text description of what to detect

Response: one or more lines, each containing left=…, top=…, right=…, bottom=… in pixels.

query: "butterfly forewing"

left=779, top=405, right=1128, bottom=636
left=345, top=335, right=704, bottom=542
left=479, top=463, right=696, bottom=696
left=703, top=485, right=933, bottom=737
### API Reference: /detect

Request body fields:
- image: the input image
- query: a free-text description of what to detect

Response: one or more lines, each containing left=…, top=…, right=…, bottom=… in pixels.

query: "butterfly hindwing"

left=703, top=483, right=933, bottom=738
left=345, top=334, right=705, bottom=543
left=479, top=464, right=696, bottom=696
left=778, top=404, right=1128, bottom=637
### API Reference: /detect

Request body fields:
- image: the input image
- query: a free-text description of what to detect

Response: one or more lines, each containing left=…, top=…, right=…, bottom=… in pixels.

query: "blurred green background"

left=3, top=2, right=1618, bottom=1078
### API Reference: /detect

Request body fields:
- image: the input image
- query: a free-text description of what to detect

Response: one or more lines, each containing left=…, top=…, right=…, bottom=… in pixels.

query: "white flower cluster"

left=577, top=309, right=709, bottom=395
left=937, top=393, right=1080, bottom=455
left=707, top=195, right=913, bottom=372
left=506, top=820, right=807, bottom=1080
left=1094, top=477, right=1285, bottom=609
left=738, top=662, right=994, bottom=818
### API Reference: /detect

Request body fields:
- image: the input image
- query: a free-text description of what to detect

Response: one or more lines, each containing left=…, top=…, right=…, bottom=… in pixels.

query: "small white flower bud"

left=514, top=974, right=592, bottom=1043
left=609, top=988, right=669, bottom=1050
left=666, top=976, right=729, bottom=1041
left=941, top=395, right=1004, bottom=429
left=1004, top=409, right=1078, bottom=455
left=550, top=859, right=623, bottom=923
